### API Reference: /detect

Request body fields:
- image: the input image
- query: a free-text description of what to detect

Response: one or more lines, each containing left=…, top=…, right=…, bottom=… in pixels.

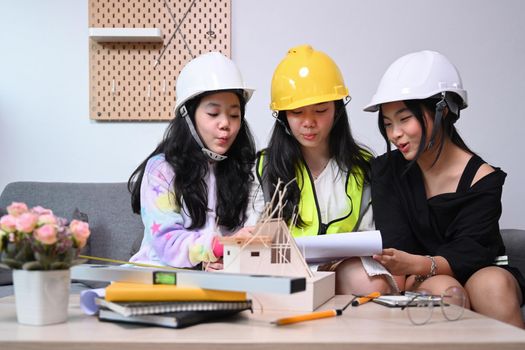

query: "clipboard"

left=373, top=295, right=441, bottom=308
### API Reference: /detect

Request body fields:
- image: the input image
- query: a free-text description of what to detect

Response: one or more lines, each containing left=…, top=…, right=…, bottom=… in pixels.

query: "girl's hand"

left=203, top=258, right=223, bottom=271
left=372, top=248, right=418, bottom=275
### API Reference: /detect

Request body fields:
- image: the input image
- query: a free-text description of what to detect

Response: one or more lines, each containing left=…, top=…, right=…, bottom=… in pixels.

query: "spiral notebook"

left=98, top=308, right=249, bottom=328
left=95, top=297, right=253, bottom=317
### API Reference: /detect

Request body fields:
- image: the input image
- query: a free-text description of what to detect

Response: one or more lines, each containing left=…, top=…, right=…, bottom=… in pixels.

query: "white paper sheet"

left=295, top=230, right=382, bottom=263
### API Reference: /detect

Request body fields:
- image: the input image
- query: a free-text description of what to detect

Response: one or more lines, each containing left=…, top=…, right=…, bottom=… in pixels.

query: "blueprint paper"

left=295, top=230, right=382, bottom=263
left=80, top=288, right=106, bottom=315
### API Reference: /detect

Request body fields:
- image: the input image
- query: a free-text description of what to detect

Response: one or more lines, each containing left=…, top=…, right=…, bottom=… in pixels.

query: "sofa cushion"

left=501, top=229, right=525, bottom=275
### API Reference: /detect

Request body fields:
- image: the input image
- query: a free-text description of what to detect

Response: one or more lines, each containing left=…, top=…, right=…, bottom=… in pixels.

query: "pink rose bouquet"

left=0, top=202, right=90, bottom=270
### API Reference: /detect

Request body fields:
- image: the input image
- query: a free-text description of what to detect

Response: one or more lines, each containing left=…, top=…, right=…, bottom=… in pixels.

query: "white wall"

left=1, top=0, right=524, bottom=229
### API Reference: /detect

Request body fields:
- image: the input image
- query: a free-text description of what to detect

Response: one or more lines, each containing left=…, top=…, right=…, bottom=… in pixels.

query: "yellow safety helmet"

left=270, top=45, right=349, bottom=111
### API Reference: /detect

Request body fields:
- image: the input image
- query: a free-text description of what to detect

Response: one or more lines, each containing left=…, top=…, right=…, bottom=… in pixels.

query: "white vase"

left=12, top=269, right=71, bottom=326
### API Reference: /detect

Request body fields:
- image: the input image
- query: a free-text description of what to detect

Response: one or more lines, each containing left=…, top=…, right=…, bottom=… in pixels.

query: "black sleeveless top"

left=372, top=151, right=508, bottom=284
left=456, top=154, right=485, bottom=192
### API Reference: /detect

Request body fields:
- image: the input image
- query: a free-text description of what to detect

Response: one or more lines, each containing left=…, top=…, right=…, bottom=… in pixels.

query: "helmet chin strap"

left=427, top=92, right=461, bottom=150
left=427, top=93, right=447, bottom=150
left=333, top=95, right=352, bottom=125
left=272, top=111, right=292, bottom=136
left=180, top=105, right=227, bottom=161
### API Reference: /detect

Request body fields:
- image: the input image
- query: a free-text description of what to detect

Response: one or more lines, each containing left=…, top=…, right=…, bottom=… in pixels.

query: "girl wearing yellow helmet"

left=248, top=45, right=398, bottom=295
left=366, top=50, right=524, bottom=328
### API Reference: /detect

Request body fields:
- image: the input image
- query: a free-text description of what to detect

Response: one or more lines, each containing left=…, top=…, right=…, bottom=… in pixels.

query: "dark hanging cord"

left=272, top=110, right=292, bottom=136
left=334, top=95, right=352, bottom=124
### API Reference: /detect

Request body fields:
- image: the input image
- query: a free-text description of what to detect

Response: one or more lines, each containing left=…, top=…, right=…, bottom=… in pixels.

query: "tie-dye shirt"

left=130, top=154, right=233, bottom=267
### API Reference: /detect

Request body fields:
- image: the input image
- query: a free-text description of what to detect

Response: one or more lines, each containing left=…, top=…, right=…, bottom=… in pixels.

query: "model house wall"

left=221, top=219, right=311, bottom=278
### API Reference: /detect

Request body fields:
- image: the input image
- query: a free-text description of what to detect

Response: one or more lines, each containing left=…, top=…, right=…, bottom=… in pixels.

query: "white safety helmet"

left=173, top=52, right=254, bottom=162
left=364, top=50, right=467, bottom=112
left=174, top=52, right=254, bottom=116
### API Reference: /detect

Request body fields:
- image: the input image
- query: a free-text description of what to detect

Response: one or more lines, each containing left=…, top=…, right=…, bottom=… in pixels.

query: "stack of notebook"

left=97, top=282, right=253, bottom=328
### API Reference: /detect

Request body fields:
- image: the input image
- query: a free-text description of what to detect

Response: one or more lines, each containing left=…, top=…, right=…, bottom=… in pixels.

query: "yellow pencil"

left=274, top=309, right=340, bottom=326
left=273, top=294, right=365, bottom=326
left=273, top=292, right=382, bottom=326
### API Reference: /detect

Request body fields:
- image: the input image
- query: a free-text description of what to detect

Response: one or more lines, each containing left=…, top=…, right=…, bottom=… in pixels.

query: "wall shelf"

left=89, top=27, right=163, bottom=43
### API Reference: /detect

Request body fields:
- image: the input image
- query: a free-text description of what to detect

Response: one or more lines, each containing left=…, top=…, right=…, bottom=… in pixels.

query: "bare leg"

left=334, top=257, right=399, bottom=295
left=465, top=266, right=524, bottom=329
left=406, top=274, right=470, bottom=308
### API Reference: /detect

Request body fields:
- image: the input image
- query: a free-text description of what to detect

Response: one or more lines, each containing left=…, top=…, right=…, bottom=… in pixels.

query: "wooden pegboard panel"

left=89, top=0, right=231, bottom=121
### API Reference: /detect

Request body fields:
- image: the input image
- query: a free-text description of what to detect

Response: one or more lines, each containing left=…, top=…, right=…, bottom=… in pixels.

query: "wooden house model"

left=219, top=218, right=335, bottom=311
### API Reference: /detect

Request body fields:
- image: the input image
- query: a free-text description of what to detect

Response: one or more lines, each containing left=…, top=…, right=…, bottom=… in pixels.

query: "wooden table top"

left=1, top=294, right=525, bottom=350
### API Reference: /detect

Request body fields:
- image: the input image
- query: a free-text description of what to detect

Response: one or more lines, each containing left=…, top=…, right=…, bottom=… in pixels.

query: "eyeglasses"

left=401, top=286, right=466, bottom=325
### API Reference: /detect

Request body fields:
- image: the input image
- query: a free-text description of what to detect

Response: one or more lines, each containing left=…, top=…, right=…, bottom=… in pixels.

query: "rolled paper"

left=295, top=230, right=383, bottom=264
left=80, top=288, right=106, bottom=315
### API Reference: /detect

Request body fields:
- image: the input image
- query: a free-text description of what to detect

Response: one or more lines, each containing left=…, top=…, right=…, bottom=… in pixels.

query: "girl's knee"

left=335, top=258, right=392, bottom=295
left=336, top=273, right=391, bottom=295
left=408, top=275, right=462, bottom=294
left=466, top=267, right=522, bottom=315
left=466, top=267, right=517, bottom=296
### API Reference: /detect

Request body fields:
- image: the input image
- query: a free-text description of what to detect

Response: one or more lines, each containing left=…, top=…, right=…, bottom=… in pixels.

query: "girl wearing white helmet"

left=366, top=50, right=524, bottom=327
left=249, top=45, right=399, bottom=295
left=128, top=52, right=256, bottom=270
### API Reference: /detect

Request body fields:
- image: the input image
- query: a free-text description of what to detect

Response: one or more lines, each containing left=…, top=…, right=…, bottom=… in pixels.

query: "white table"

left=1, top=294, right=525, bottom=350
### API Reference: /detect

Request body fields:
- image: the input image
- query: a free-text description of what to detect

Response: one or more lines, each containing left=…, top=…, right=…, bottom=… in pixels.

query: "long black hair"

left=260, top=99, right=372, bottom=226
left=377, top=93, right=474, bottom=172
left=128, top=90, right=256, bottom=230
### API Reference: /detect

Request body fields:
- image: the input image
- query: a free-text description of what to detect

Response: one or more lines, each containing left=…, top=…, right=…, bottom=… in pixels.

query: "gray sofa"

left=0, top=182, right=144, bottom=296
left=0, top=182, right=524, bottom=314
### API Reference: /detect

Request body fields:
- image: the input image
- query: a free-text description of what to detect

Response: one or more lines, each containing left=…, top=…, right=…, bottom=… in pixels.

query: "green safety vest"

left=257, top=153, right=368, bottom=238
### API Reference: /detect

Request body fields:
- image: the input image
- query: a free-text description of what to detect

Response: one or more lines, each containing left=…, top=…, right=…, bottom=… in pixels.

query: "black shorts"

left=503, top=265, right=525, bottom=306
